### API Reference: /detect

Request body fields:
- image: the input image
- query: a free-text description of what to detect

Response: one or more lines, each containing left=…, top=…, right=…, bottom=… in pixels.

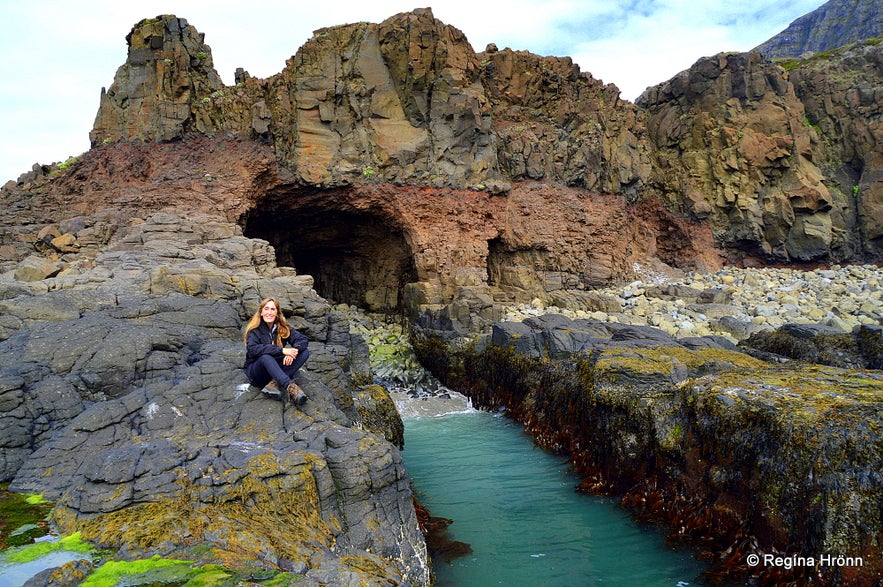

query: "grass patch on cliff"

left=48, top=154, right=81, bottom=176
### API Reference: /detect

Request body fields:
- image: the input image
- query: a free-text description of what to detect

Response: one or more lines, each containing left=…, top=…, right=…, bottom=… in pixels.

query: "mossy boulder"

left=353, top=384, right=405, bottom=450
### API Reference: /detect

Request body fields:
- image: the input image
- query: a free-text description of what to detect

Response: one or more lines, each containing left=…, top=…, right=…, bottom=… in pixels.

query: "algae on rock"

left=414, top=318, right=883, bottom=585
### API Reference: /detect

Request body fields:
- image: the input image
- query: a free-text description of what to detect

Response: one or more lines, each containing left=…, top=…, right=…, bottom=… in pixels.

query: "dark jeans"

left=245, top=348, right=310, bottom=389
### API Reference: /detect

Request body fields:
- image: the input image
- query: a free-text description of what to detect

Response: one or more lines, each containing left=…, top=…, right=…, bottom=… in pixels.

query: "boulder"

left=14, top=256, right=62, bottom=282
left=741, top=322, right=883, bottom=369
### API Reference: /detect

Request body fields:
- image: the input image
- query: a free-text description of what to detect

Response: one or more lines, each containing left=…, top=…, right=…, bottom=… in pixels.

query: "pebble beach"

left=504, top=264, right=883, bottom=342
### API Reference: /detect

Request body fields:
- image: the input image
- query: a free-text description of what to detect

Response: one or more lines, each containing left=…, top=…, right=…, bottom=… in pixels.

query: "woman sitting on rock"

left=243, top=297, right=310, bottom=405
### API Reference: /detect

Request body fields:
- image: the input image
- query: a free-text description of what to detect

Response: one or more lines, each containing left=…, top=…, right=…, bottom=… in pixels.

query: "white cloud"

left=0, top=0, right=824, bottom=183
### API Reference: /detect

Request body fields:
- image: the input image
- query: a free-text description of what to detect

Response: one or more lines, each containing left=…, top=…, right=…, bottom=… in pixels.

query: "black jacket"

left=243, top=321, right=309, bottom=369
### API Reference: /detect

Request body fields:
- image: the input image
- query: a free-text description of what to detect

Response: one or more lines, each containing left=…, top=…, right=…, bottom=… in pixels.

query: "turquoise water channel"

left=402, top=410, right=709, bottom=587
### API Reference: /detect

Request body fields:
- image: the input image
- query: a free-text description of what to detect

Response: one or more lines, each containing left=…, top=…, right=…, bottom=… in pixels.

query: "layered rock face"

left=637, top=33, right=883, bottom=265
left=62, top=9, right=883, bottom=328
left=91, top=10, right=500, bottom=189
left=0, top=213, right=429, bottom=586
left=1, top=137, right=714, bottom=329
left=90, top=16, right=225, bottom=143
left=638, top=52, right=836, bottom=262
left=787, top=40, right=883, bottom=258
left=479, top=46, right=651, bottom=197
left=26, top=11, right=724, bottom=333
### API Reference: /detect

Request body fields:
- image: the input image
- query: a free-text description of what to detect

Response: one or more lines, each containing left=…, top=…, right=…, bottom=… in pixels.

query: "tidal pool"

left=402, top=410, right=710, bottom=587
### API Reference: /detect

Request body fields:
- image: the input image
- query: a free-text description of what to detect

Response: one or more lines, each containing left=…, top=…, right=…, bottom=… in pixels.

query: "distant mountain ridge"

left=754, top=0, right=882, bottom=59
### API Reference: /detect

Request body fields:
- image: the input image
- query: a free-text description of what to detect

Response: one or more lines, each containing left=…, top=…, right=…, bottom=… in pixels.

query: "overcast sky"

left=1, top=0, right=824, bottom=184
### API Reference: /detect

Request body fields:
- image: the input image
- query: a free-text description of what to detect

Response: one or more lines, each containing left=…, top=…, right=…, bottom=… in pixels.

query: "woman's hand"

left=282, top=347, right=298, bottom=366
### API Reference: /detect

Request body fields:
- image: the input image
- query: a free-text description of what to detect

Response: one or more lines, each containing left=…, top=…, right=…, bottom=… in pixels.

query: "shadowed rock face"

left=243, top=192, right=418, bottom=313
left=638, top=51, right=835, bottom=262
left=787, top=41, right=883, bottom=258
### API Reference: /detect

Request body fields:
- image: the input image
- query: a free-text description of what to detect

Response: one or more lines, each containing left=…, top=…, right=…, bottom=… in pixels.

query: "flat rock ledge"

left=413, top=314, right=883, bottom=586
left=0, top=212, right=429, bottom=587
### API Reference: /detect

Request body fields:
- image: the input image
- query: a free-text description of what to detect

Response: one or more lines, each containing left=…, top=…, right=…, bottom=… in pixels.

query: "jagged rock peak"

left=272, top=7, right=500, bottom=186
left=753, top=0, right=883, bottom=59
left=90, top=15, right=224, bottom=145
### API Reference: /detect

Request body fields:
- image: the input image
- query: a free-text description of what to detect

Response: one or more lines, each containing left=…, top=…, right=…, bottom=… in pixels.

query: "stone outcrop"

left=479, top=46, right=651, bottom=198
left=413, top=313, right=883, bottom=586
left=90, top=16, right=225, bottom=143
left=787, top=39, right=883, bottom=258
left=638, top=51, right=836, bottom=262
left=0, top=213, right=430, bottom=586
left=742, top=323, right=883, bottom=369
left=0, top=138, right=719, bottom=339
left=91, top=11, right=501, bottom=189
left=5, top=9, right=883, bottom=333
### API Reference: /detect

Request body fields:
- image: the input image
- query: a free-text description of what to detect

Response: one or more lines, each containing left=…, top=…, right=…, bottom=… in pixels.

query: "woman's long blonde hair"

left=243, top=297, right=291, bottom=346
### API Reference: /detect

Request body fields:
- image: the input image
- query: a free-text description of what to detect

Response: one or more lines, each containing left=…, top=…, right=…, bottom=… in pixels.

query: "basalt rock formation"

left=0, top=213, right=429, bottom=586
left=4, top=9, right=876, bottom=334
left=787, top=40, right=883, bottom=259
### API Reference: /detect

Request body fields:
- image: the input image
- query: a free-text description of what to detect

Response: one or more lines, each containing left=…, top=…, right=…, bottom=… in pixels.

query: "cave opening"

left=242, top=203, right=417, bottom=314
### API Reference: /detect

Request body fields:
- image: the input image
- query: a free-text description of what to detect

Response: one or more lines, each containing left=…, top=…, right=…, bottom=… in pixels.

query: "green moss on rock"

left=50, top=452, right=330, bottom=572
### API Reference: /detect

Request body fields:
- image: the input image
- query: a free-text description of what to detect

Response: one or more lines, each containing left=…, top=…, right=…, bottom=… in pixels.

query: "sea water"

left=402, top=410, right=709, bottom=587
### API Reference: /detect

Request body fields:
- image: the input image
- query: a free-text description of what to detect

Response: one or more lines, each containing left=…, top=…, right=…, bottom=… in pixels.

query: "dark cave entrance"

left=242, top=203, right=417, bottom=313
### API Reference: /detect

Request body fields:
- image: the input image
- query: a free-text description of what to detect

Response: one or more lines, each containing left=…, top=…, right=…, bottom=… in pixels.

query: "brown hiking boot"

left=287, top=382, right=308, bottom=406
left=261, top=379, right=282, bottom=397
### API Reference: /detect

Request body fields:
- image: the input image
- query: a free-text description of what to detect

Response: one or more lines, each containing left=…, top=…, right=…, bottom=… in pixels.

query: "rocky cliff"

left=753, top=0, right=882, bottom=60
left=5, top=9, right=874, bottom=330
left=2, top=8, right=883, bottom=584
left=0, top=213, right=430, bottom=586
left=788, top=39, right=883, bottom=258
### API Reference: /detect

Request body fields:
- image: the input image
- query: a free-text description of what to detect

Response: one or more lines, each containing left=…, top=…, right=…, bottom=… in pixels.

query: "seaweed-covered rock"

left=415, top=315, right=883, bottom=586
left=741, top=323, right=883, bottom=369
left=14, top=347, right=424, bottom=585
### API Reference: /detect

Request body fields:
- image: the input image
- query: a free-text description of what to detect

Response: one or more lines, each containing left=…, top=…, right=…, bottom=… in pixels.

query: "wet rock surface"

left=414, top=287, right=883, bottom=586
left=0, top=213, right=429, bottom=587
